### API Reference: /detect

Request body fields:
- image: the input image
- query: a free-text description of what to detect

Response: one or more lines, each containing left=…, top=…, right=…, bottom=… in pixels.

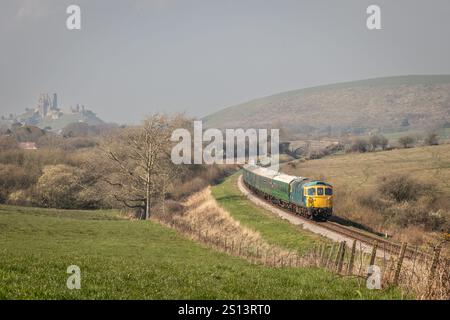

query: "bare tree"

left=369, top=134, right=389, bottom=151
left=398, top=135, right=415, bottom=148
left=101, top=114, right=185, bottom=219
left=424, top=132, right=439, bottom=146
left=380, top=135, right=389, bottom=150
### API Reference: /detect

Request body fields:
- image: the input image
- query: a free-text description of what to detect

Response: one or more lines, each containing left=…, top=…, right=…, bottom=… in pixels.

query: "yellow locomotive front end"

left=304, top=182, right=333, bottom=220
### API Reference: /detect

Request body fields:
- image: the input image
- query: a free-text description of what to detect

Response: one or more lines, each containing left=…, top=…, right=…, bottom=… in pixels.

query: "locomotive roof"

left=303, top=181, right=333, bottom=187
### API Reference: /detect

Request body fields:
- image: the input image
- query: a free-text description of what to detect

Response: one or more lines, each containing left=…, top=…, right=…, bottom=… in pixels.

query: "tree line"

left=0, top=114, right=235, bottom=219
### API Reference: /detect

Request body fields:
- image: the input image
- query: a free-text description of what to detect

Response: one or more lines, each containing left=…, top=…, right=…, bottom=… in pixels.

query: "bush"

left=384, top=203, right=448, bottom=231
left=0, top=135, right=18, bottom=151
left=305, top=143, right=343, bottom=160
left=369, top=135, right=389, bottom=151
left=0, top=164, right=30, bottom=203
left=62, top=137, right=97, bottom=150
left=348, top=138, right=369, bottom=153
left=7, top=190, right=32, bottom=206
left=378, top=174, right=431, bottom=202
left=398, top=135, right=415, bottom=148
left=36, top=165, right=82, bottom=208
left=356, top=175, right=448, bottom=232
left=424, top=132, right=439, bottom=146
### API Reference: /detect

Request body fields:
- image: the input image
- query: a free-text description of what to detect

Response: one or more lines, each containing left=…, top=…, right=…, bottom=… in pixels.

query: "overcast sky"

left=1, top=0, right=450, bottom=124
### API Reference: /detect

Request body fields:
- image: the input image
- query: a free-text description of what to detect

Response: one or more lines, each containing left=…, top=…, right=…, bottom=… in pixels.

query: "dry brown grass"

left=154, top=187, right=314, bottom=267
left=282, top=144, right=450, bottom=251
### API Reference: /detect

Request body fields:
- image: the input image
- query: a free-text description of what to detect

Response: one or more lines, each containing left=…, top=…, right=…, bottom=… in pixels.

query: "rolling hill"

left=203, top=75, right=450, bottom=137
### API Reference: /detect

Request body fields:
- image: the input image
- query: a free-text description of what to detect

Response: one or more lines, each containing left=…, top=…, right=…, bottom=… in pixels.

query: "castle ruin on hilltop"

left=8, top=93, right=93, bottom=127
left=37, top=93, right=60, bottom=118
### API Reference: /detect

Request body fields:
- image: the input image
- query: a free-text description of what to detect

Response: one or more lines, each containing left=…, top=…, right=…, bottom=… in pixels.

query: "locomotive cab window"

left=325, top=188, right=333, bottom=195
left=317, top=187, right=324, bottom=195
left=307, top=188, right=316, bottom=196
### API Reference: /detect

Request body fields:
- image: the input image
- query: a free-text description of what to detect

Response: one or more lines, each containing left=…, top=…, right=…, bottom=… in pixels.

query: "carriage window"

left=307, top=188, right=316, bottom=196
left=317, top=187, right=324, bottom=195
left=325, top=188, right=333, bottom=195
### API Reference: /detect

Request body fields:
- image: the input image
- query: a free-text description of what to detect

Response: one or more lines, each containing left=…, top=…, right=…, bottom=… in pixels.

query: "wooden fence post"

left=333, top=242, right=343, bottom=270
left=393, top=242, right=407, bottom=286
left=369, top=241, right=378, bottom=266
left=366, top=240, right=379, bottom=279
left=326, top=244, right=336, bottom=269
left=427, top=245, right=442, bottom=294
left=347, top=240, right=357, bottom=275
left=336, top=241, right=346, bottom=274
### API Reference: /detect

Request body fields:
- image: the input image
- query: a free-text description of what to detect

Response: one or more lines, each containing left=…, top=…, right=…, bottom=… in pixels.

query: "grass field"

left=0, top=202, right=403, bottom=299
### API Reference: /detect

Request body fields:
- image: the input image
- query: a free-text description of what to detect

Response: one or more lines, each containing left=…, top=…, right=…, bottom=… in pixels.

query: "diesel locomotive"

left=243, top=164, right=333, bottom=221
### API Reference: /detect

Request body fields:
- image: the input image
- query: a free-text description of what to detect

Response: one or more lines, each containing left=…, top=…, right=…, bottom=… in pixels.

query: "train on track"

left=243, top=164, right=333, bottom=221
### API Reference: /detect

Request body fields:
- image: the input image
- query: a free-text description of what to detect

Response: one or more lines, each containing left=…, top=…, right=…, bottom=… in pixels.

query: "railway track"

left=240, top=175, right=441, bottom=262
left=319, top=221, right=428, bottom=261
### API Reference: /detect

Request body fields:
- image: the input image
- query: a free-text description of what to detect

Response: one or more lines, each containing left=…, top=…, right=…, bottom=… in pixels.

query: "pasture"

left=0, top=203, right=402, bottom=299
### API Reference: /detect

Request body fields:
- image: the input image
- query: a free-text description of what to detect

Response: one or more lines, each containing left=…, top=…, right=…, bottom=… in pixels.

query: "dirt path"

left=237, top=175, right=389, bottom=257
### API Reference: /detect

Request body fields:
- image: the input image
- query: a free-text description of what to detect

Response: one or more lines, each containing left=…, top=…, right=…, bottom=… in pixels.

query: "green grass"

left=0, top=203, right=403, bottom=299
left=211, top=173, right=330, bottom=254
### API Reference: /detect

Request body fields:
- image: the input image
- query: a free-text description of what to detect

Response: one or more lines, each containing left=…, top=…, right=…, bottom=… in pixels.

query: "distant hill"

left=203, top=75, right=450, bottom=137
left=37, top=110, right=104, bottom=131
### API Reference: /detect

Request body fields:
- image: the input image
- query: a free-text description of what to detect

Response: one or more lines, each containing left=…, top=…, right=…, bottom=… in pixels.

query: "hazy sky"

left=1, top=0, right=450, bottom=124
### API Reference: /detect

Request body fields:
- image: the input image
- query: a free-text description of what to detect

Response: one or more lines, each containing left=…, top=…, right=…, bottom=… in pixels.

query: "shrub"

left=398, top=135, right=415, bottom=148
left=349, top=138, right=369, bottom=153
left=368, top=134, right=389, bottom=151
left=36, top=165, right=82, bottom=208
left=0, top=164, right=30, bottom=203
left=424, top=132, right=439, bottom=146
left=7, top=190, right=31, bottom=206
left=63, top=137, right=97, bottom=150
left=384, top=203, right=448, bottom=231
left=379, top=136, right=389, bottom=150
left=378, top=174, right=431, bottom=202
left=305, top=143, right=343, bottom=160
left=0, top=135, right=18, bottom=151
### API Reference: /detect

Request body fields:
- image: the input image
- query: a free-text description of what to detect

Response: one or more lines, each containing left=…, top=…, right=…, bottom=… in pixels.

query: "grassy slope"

left=38, top=112, right=104, bottom=131
left=0, top=204, right=402, bottom=299
left=281, top=143, right=450, bottom=245
left=203, top=75, right=450, bottom=134
left=282, top=144, right=450, bottom=199
left=211, top=173, right=322, bottom=254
